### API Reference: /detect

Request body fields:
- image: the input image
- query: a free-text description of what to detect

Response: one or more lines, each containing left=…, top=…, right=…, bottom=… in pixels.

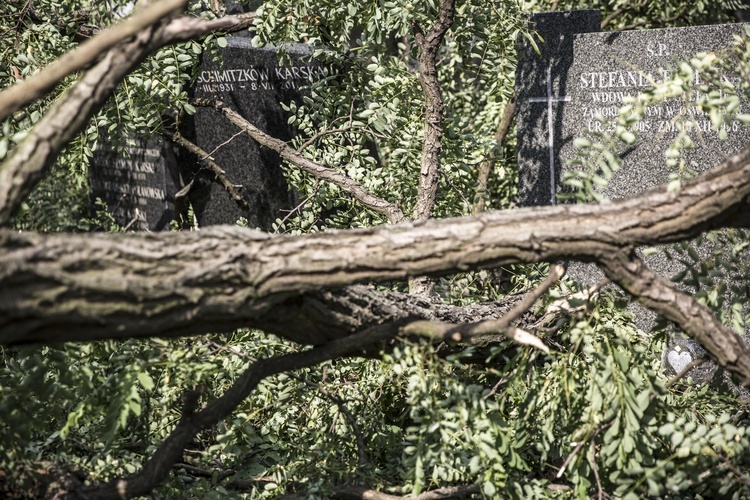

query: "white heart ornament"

left=668, top=350, right=692, bottom=373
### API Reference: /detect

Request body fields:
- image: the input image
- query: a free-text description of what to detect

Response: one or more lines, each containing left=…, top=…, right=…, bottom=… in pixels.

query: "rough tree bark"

left=411, top=0, right=455, bottom=223
left=0, top=0, right=187, bottom=123
left=3, top=146, right=750, bottom=383
left=2, top=2, right=750, bottom=498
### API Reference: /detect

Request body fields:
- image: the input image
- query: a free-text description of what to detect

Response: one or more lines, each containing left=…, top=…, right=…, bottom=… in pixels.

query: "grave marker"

left=517, top=11, right=750, bottom=205
left=184, top=34, right=326, bottom=229
left=89, top=135, right=181, bottom=231
left=516, top=11, right=750, bottom=391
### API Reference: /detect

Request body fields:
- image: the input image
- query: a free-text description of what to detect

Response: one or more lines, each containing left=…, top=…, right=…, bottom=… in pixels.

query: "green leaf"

left=137, top=371, right=154, bottom=391
left=483, top=482, right=496, bottom=496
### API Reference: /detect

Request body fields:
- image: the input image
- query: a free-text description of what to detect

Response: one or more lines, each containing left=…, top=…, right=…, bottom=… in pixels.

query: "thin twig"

left=557, top=421, right=611, bottom=479
left=204, top=338, right=367, bottom=469
left=502, top=264, right=566, bottom=325
left=171, top=131, right=249, bottom=209
left=665, top=358, right=707, bottom=389
left=441, top=169, right=473, bottom=208
left=473, top=97, right=516, bottom=214
left=205, top=130, right=245, bottom=160
left=274, top=181, right=319, bottom=234
left=589, top=441, right=603, bottom=500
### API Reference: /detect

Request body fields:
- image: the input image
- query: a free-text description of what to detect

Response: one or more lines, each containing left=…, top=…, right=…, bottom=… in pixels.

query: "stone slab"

left=516, top=10, right=602, bottom=206
left=516, top=11, right=750, bottom=392
left=184, top=36, right=326, bottom=229
left=516, top=11, right=750, bottom=295
left=89, top=135, right=180, bottom=231
left=517, top=12, right=750, bottom=207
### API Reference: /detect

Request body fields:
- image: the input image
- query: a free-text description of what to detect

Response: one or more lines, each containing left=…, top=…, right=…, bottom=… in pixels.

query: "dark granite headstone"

left=184, top=35, right=326, bottom=229
left=89, top=135, right=181, bottom=231
left=516, top=11, right=750, bottom=391
left=516, top=10, right=602, bottom=206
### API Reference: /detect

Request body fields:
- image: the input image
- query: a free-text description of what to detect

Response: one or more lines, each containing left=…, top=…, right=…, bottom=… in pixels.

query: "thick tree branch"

left=0, top=13, right=248, bottom=227
left=194, top=98, right=406, bottom=224
left=409, top=0, right=456, bottom=296
left=598, top=251, right=750, bottom=386
left=2, top=146, right=750, bottom=380
left=411, top=0, right=456, bottom=222
left=0, top=0, right=187, bottom=123
left=2, top=147, right=750, bottom=334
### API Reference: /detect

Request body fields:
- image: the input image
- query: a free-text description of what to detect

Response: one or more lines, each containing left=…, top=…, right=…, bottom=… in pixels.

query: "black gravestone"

left=184, top=35, right=326, bottom=229
left=516, top=10, right=602, bottom=206
left=516, top=11, right=750, bottom=391
left=89, top=135, right=181, bottom=231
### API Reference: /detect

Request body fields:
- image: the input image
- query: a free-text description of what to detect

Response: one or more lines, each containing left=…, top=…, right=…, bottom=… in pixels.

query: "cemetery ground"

left=1, top=1, right=750, bottom=499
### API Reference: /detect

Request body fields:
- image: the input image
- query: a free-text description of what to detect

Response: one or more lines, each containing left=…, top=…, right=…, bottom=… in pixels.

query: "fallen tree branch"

left=401, top=264, right=566, bottom=353
left=0, top=13, right=249, bottom=227
left=598, top=251, right=750, bottom=386
left=193, top=98, right=406, bottom=224
left=205, top=338, right=369, bottom=470
left=0, top=0, right=187, bottom=123
left=2, top=147, right=750, bottom=382
left=2, top=147, right=749, bottom=338
left=279, top=484, right=480, bottom=500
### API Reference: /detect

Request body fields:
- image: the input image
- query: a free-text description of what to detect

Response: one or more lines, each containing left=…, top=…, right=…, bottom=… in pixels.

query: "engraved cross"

left=528, top=65, right=570, bottom=205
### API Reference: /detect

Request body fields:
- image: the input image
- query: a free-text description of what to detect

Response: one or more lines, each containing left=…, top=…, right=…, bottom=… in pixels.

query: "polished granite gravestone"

left=516, top=10, right=602, bottom=206
left=517, top=11, right=750, bottom=206
left=516, top=11, right=750, bottom=391
left=89, top=135, right=181, bottom=231
left=183, top=35, right=326, bottom=229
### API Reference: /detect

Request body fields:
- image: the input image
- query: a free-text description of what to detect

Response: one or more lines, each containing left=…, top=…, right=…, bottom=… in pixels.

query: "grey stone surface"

left=516, top=11, right=750, bottom=388
left=517, top=11, right=750, bottom=291
left=518, top=12, right=750, bottom=206
left=89, top=135, right=180, bottom=231
left=184, top=35, right=325, bottom=229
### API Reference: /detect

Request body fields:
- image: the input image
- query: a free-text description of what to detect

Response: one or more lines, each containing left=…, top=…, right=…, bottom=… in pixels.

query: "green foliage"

left=2, top=0, right=750, bottom=498
left=3, top=292, right=749, bottom=498
left=525, top=0, right=747, bottom=30
left=252, top=0, right=524, bottom=232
